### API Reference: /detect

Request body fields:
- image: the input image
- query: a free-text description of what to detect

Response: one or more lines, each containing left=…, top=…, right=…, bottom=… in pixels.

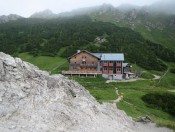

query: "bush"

left=142, top=93, right=175, bottom=116
left=141, top=72, right=154, bottom=79
left=170, top=69, right=175, bottom=74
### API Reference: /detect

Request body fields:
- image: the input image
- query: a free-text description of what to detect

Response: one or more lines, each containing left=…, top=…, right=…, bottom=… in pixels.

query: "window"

left=92, top=61, right=94, bottom=64
left=104, top=67, right=108, bottom=70
left=104, top=61, right=108, bottom=64
left=74, top=56, right=76, bottom=59
left=109, top=68, right=113, bottom=71
left=74, top=62, right=76, bottom=64
left=82, top=61, right=86, bottom=64
left=82, top=56, right=87, bottom=58
left=117, top=68, right=121, bottom=71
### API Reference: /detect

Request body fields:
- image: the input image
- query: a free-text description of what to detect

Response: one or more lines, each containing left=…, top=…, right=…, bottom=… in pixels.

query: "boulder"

left=0, top=52, right=135, bottom=132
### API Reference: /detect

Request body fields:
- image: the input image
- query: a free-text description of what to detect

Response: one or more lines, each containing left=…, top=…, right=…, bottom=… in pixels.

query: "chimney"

left=77, top=50, right=80, bottom=53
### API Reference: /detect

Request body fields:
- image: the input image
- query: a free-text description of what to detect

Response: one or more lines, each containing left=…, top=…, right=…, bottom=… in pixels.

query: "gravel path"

left=106, top=74, right=161, bottom=83
left=168, top=90, right=175, bottom=92
left=135, top=122, right=173, bottom=132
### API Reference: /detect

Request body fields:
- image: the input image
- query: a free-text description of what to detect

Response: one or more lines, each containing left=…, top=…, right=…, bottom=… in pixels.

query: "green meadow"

left=18, top=53, right=68, bottom=74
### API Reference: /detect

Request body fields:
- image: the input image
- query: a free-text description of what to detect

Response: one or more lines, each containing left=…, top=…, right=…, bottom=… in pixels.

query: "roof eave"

left=68, top=50, right=100, bottom=60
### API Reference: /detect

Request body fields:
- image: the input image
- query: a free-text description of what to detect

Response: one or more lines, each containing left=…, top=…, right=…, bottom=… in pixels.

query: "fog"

left=0, top=0, right=175, bottom=17
left=149, top=0, right=175, bottom=14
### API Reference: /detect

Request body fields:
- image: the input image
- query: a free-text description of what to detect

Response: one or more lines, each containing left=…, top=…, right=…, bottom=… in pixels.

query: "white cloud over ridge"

left=0, top=0, right=159, bottom=17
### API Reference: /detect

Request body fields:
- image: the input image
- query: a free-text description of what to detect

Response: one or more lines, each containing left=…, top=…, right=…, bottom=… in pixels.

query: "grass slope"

left=18, top=53, right=68, bottom=73
left=71, top=71, right=175, bottom=130
left=90, top=11, right=175, bottom=51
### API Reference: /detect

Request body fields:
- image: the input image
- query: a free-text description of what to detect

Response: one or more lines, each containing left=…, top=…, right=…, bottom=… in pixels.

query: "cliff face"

left=0, top=52, right=134, bottom=132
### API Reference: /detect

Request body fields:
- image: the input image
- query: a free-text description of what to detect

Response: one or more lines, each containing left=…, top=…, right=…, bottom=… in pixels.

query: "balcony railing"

left=103, top=70, right=108, bottom=74
left=103, top=63, right=108, bottom=66
left=80, top=64, right=98, bottom=68
left=117, top=71, right=121, bottom=74
left=109, top=70, right=113, bottom=74
left=109, top=63, right=113, bottom=67
left=62, top=70, right=102, bottom=74
left=70, top=64, right=80, bottom=66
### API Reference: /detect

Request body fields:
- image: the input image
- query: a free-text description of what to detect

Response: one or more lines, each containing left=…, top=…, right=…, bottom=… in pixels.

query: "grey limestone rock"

left=0, top=52, right=135, bottom=132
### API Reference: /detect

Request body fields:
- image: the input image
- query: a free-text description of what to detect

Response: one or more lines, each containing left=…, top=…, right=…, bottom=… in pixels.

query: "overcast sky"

left=0, top=0, right=159, bottom=17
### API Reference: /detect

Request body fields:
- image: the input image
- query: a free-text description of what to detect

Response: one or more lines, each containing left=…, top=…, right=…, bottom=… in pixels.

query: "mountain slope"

left=2, top=1, right=174, bottom=51
left=0, top=16, right=174, bottom=71
left=44, top=2, right=174, bottom=51
left=87, top=4, right=175, bottom=51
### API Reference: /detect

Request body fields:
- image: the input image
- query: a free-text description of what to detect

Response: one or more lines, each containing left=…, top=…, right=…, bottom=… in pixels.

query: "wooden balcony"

left=80, top=64, right=97, bottom=68
left=62, top=70, right=102, bottom=78
left=103, top=70, right=108, bottom=74
left=109, top=70, right=113, bottom=74
left=62, top=70, right=102, bottom=74
left=70, top=64, right=80, bottom=66
left=117, top=63, right=121, bottom=67
left=109, top=63, right=113, bottom=67
left=117, top=71, right=121, bottom=74
left=103, top=63, right=108, bottom=66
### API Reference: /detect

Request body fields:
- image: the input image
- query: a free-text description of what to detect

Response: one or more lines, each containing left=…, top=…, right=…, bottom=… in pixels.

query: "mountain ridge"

left=86, top=4, right=175, bottom=51
left=3, top=1, right=172, bottom=51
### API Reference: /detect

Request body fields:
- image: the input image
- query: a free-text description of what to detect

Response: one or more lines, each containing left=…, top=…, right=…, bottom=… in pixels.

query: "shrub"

left=142, top=93, right=175, bottom=116
left=141, top=72, right=154, bottom=79
left=170, top=69, right=175, bottom=74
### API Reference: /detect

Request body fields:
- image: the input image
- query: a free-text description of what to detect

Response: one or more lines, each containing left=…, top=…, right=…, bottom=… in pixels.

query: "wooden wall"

left=69, top=51, right=99, bottom=72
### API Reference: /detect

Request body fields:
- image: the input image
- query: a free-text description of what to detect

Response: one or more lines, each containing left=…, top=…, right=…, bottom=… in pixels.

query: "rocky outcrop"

left=94, top=37, right=107, bottom=44
left=169, top=17, right=175, bottom=30
left=0, top=52, right=135, bottom=132
left=145, top=21, right=165, bottom=31
left=30, top=9, right=56, bottom=19
left=0, top=14, right=22, bottom=23
left=127, top=9, right=137, bottom=22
